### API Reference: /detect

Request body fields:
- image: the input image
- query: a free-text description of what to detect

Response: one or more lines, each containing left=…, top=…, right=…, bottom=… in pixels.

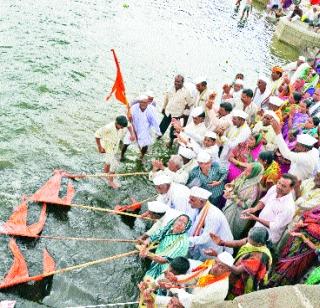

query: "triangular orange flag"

left=105, top=49, right=129, bottom=109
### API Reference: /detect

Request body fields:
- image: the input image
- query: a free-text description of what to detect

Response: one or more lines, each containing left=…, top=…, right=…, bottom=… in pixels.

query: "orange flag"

left=105, top=49, right=129, bottom=109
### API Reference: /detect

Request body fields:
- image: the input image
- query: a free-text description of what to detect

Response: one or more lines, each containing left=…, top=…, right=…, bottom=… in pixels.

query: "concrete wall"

left=274, top=17, right=320, bottom=49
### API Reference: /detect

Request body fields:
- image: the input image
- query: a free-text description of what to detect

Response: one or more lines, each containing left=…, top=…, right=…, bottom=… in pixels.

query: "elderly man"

left=139, top=201, right=182, bottom=241
left=234, top=88, right=258, bottom=125
left=159, top=75, right=194, bottom=147
left=149, top=155, right=189, bottom=184
left=252, top=110, right=279, bottom=151
left=122, top=95, right=161, bottom=160
left=271, top=119, right=319, bottom=181
left=177, top=146, right=197, bottom=174
left=154, top=175, right=199, bottom=224
left=253, top=75, right=271, bottom=108
left=173, top=106, right=208, bottom=145
left=188, top=186, right=234, bottom=261
left=270, top=66, right=283, bottom=95
left=194, top=77, right=209, bottom=108
left=267, top=96, right=284, bottom=123
left=231, top=79, right=244, bottom=104
left=219, top=110, right=251, bottom=167
left=241, top=174, right=296, bottom=244
left=149, top=251, right=234, bottom=307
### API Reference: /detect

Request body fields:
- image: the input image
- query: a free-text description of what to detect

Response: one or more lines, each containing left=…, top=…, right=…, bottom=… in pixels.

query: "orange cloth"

left=272, top=66, right=284, bottom=74
left=192, top=202, right=210, bottom=237
left=105, top=49, right=129, bottom=108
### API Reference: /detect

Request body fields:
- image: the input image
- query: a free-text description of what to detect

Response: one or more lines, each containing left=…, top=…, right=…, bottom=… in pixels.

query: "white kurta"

left=275, top=134, right=319, bottom=180
left=189, top=203, right=234, bottom=261
left=183, top=122, right=208, bottom=145
left=156, top=183, right=199, bottom=224
left=255, top=185, right=295, bottom=243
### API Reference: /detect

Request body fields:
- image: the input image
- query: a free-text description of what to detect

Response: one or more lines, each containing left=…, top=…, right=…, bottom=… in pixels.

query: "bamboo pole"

left=70, top=171, right=149, bottom=179
left=68, top=203, right=156, bottom=221
left=42, top=250, right=139, bottom=277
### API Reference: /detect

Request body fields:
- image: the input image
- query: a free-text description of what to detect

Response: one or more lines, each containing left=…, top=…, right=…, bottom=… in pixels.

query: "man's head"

left=147, top=201, right=169, bottom=219
left=195, top=79, right=207, bottom=93
left=257, top=76, right=268, bottom=92
left=268, top=96, right=283, bottom=111
left=276, top=174, right=296, bottom=197
left=144, top=91, right=154, bottom=103
left=137, top=95, right=149, bottom=111
left=191, top=107, right=205, bottom=125
left=166, top=257, right=190, bottom=276
left=153, top=175, right=172, bottom=195
left=203, top=131, right=217, bottom=148
left=241, top=89, right=254, bottom=106
left=234, top=79, right=244, bottom=92
left=178, top=146, right=196, bottom=164
left=235, top=73, right=244, bottom=80
left=271, top=66, right=283, bottom=81
left=174, top=75, right=184, bottom=91
left=189, top=186, right=212, bottom=209
left=262, top=110, right=279, bottom=126
left=115, top=115, right=128, bottom=129
left=168, top=155, right=183, bottom=172
left=210, top=252, right=234, bottom=276
left=297, top=56, right=306, bottom=67
left=218, top=102, right=233, bottom=117
left=295, top=134, right=317, bottom=152
left=231, top=110, right=248, bottom=127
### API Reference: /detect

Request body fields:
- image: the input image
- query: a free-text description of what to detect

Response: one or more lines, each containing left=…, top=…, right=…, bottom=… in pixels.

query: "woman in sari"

left=139, top=214, right=191, bottom=280
left=258, top=151, right=282, bottom=193
left=210, top=227, right=272, bottom=299
left=268, top=205, right=320, bottom=287
left=223, top=162, right=264, bottom=240
left=227, top=133, right=263, bottom=182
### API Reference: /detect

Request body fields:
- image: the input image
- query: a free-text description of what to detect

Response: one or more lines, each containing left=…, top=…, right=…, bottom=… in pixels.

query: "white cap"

left=234, top=79, right=244, bottom=86
left=268, top=96, right=283, bottom=107
left=191, top=106, right=205, bottom=117
left=205, top=131, right=217, bottom=140
left=147, top=201, right=169, bottom=213
left=153, top=175, right=172, bottom=186
left=232, top=110, right=248, bottom=120
left=194, top=76, right=207, bottom=84
left=178, top=146, right=196, bottom=159
left=298, top=56, right=306, bottom=62
left=264, top=110, right=280, bottom=123
left=217, top=251, right=234, bottom=266
left=144, top=90, right=154, bottom=97
left=197, top=151, right=211, bottom=163
left=297, top=134, right=317, bottom=147
left=258, top=74, right=269, bottom=84
left=190, top=186, right=212, bottom=200
left=137, top=94, right=149, bottom=101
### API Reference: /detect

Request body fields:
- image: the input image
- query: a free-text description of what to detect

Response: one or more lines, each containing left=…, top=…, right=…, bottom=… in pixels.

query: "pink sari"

left=227, top=142, right=263, bottom=182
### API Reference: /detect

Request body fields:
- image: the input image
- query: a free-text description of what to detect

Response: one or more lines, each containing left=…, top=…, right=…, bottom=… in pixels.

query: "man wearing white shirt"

left=194, top=77, right=210, bottom=109
left=219, top=110, right=251, bottom=167
left=154, top=175, right=199, bottom=224
left=271, top=119, right=319, bottom=181
left=188, top=187, right=234, bottom=261
left=252, top=75, right=271, bottom=108
left=177, top=146, right=197, bottom=175
left=241, top=174, right=296, bottom=244
left=234, top=88, right=258, bottom=125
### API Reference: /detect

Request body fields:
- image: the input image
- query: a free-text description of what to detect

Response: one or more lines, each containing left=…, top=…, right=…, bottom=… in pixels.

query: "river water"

left=0, top=0, right=298, bottom=306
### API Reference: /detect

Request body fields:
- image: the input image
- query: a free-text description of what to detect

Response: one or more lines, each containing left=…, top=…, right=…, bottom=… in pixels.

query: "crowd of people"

left=95, top=54, right=320, bottom=307
left=266, top=0, right=320, bottom=31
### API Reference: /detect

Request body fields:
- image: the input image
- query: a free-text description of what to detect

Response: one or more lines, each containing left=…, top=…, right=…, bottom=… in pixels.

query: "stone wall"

left=274, top=17, right=320, bottom=49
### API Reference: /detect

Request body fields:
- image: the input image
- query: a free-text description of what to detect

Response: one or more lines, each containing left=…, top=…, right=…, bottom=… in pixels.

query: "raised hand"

left=209, top=233, right=223, bottom=245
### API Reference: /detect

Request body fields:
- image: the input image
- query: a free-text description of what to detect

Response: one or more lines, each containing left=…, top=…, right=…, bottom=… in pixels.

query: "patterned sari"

left=228, top=243, right=272, bottom=299
left=268, top=205, right=320, bottom=287
left=144, top=215, right=191, bottom=280
left=223, top=163, right=263, bottom=240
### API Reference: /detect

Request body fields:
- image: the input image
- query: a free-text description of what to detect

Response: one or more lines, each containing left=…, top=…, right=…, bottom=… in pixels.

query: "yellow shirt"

left=163, top=87, right=194, bottom=117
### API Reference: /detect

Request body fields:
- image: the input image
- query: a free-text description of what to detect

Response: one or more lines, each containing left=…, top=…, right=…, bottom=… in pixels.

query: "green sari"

left=144, top=215, right=191, bottom=280
left=223, top=162, right=264, bottom=240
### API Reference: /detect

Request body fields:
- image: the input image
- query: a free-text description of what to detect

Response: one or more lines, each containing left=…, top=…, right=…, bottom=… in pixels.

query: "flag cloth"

left=105, top=49, right=129, bottom=108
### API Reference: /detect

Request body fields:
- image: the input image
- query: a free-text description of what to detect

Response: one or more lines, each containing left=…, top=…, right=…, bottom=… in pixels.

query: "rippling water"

left=0, top=0, right=298, bottom=306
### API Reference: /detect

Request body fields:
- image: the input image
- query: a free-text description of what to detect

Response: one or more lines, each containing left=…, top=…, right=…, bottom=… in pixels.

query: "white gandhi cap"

left=153, top=175, right=172, bottom=186
left=205, top=131, right=217, bottom=140
left=264, top=110, right=280, bottom=123
left=147, top=201, right=169, bottom=213
left=191, top=106, right=205, bottom=117
left=234, top=79, right=244, bottom=86
left=197, top=151, right=211, bottom=163
left=232, top=110, right=248, bottom=120
left=136, top=94, right=149, bottom=101
left=217, top=251, right=234, bottom=266
left=190, top=186, right=212, bottom=200
left=297, top=134, right=317, bottom=147
left=268, top=96, right=283, bottom=107
left=178, top=146, right=196, bottom=159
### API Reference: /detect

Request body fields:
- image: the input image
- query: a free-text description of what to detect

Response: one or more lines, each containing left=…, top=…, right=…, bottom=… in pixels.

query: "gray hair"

left=169, top=155, right=184, bottom=169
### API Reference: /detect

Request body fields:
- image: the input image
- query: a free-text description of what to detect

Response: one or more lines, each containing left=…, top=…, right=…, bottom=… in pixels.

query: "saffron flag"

left=105, top=49, right=129, bottom=108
